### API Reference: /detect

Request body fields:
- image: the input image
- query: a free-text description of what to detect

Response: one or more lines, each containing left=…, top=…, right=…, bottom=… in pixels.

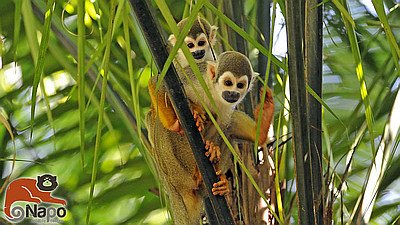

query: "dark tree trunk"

left=286, top=0, right=323, bottom=224
left=305, top=0, right=324, bottom=224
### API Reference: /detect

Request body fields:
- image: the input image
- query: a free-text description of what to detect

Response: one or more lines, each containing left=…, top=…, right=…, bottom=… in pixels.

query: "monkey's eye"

left=224, top=80, right=233, bottom=86
left=237, top=83, right=245, bottom=89
left=198, top=40, right=206, bottom=46
left=187, top=43, right=195, bottom=48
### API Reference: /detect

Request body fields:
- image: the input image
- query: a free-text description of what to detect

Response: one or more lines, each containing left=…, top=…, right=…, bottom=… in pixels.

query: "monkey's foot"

left=212, top=170, right=229, bottom=196
left=168, top=120, right=184, bottom=136
left=193, top=110, right=207, bottom=132
left=205, top=140, right=221, bottom=164
left=190, top=103, right=207, bottom=132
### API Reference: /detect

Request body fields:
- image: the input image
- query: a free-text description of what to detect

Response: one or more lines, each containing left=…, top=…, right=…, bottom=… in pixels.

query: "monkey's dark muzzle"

left=222, top=91, right=240, bottom=103
left=192, top=50, right=205, bottom=60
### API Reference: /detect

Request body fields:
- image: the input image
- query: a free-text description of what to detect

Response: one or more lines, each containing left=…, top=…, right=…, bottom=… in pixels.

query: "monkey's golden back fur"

left=145, top=109, right=204, bottom=225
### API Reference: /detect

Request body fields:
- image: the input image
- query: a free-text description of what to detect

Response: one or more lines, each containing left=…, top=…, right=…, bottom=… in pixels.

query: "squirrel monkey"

left=201, top=51, right=274, bottom=195
left=168, top=17, right=218, bottom=68
left=148, top=16, right=218, bottom=134
left=146, top=50, right=274, bottom=224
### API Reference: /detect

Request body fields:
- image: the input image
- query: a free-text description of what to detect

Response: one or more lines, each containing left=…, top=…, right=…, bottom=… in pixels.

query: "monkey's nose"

left=222, top=91, right=240, bottom=103
left=192, top=50, right=205, bottom=60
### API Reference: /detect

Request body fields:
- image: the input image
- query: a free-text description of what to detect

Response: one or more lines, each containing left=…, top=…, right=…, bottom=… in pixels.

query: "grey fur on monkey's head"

left=177, top=17, right=213, bottom=39
left=216, top=51, right=254, bottom=86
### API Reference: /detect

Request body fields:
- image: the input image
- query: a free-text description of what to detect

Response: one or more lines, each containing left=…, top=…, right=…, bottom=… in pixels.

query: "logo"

left=3, top=174, right=67, bottom=223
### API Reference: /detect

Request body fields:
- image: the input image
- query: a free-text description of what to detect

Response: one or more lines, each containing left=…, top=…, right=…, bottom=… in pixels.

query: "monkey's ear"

left=248, top=72, right=259, bottom=91
left=168, top=34, right=177, bottom=46
left=209, top=26, right=218, bottom=45
left=207, top=61, right=217, bottom=80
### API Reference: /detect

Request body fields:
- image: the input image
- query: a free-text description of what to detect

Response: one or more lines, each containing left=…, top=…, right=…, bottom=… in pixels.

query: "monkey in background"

left=148, top=16, right=218, bottom=135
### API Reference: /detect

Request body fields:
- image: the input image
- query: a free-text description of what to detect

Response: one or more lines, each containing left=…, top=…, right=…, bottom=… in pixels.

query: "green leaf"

left=331, top=0, right=355, bottom=27
left=338, top=0, right=375, bottom=156
left=12, top=0, right=22, bottom=59
left=77, top=0, right=86, bottom=169
left=29, top=0, right=56, bottom=139
left=86, top=0, right=117, bottom=224
left=371, top=0, right=400, bottom=75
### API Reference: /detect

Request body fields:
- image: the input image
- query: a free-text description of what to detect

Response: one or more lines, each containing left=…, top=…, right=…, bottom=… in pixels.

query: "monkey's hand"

left=205, top=140, right=221, bottom=164
left=212, top=170, right=229, bottom=196
left=191, top=104, right=207, bottom=132
left=253, top=87, right=274, bottom=145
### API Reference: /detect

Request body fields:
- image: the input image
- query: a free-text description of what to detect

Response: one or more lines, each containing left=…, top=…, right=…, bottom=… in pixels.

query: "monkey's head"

left=207, top=51, right=257, bottom=108
left=169, top=17, right=218, bottom=67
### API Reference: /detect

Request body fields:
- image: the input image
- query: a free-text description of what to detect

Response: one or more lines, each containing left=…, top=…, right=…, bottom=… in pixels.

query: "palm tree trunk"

left=305, top=0, right=324, bottom=224
left=286, top=0, right=324, bottom=223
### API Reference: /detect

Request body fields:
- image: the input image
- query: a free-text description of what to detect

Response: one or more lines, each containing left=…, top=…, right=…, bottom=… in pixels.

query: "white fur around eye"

left=184, top=37, right=196, bottom=46
left=196, top=34, right=208, bottom=44
left=219, top=72, right=236, bottom=87
left=237, top=76, right=249, bottom=89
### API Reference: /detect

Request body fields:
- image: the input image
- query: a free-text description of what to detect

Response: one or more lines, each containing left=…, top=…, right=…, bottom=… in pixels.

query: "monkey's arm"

left=230, top=88, right=274, bottom=145
left=148, top=76, right=181, bottom=133
left=230, top=111, right=260, bottom=142
left=148, top=76, right=207, bottom=134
